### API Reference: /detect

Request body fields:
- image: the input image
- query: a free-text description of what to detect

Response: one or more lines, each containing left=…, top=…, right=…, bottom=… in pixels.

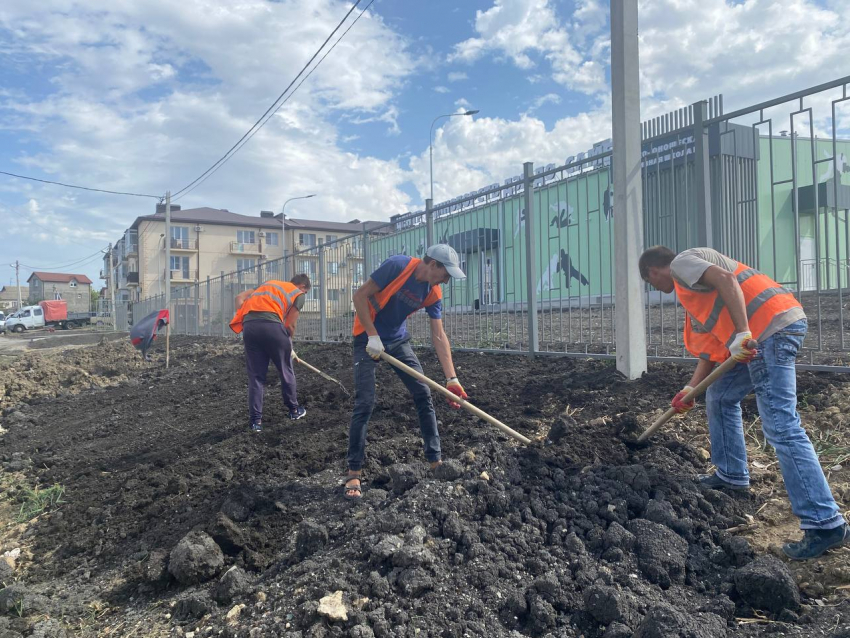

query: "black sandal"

left=343, top=475, right=363, bottom=501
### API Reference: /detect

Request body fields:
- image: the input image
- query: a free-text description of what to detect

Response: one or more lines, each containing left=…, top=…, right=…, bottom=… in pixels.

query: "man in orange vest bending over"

left=230, top=274, right=312, bottom=432
left=344, top=245, right=468, bottom=500
left=640, top=246, right=848, bottom=560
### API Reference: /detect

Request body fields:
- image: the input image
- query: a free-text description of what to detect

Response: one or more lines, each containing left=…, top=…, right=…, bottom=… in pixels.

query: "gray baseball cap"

left=425, top=244, right=466, bottom=279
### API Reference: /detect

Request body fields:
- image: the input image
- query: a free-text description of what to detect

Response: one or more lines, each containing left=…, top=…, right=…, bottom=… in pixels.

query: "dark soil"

left=0, top=337, right=848, bottom=637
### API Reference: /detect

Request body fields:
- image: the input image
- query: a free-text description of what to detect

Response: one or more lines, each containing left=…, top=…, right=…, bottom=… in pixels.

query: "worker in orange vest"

left=344, top=245, right=468, bottom=500
left=230, top=274, right=311, bottom=432
left=640, top=246, right=848, bottom=560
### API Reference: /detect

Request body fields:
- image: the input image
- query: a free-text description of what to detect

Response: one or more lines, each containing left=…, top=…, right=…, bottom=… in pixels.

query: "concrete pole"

left=611, top=0, right=647, bottom=379
left=108, top=244, right=117, bottom=330
left=523, top=162, right=539, bottom=355
left=692, top=100, right=713, bottom=248
left=14, top=260, right=22, bottom=309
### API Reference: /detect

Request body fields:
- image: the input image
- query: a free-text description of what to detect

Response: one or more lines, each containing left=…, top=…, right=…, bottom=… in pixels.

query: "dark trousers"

left=243, top=320, right=298, bottom=423
left=347, top=339, right=441, bottom=471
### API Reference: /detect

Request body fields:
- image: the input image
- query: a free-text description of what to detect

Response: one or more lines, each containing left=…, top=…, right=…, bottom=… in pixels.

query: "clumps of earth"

left=0, top=338, right=848, bottom=637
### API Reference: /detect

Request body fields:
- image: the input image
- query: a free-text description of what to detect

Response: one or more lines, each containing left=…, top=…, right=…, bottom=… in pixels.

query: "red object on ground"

left=39, top=300, right=68, bottom=322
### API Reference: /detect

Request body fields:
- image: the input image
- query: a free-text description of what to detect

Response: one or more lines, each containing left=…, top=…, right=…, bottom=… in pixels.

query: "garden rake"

left=293, top=354, right=351, bottom=398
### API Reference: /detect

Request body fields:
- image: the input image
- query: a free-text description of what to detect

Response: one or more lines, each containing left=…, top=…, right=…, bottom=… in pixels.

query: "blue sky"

left=1, top=0, right=848, bottom=286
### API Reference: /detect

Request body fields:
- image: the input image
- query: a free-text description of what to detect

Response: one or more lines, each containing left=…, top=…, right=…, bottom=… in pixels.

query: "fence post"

left=362, top=229, right=371, bottom=275
left=692, top=99, right=713, bottom=248
left=318, top=244, right=327, bottom=342
left=523, top=162, right=539, bottom=356
left=611, top=0, right=648, bottom=380
left=284, top=252, right=290, bottom=281
left=426, top=199, right=434, bottom=246
left=206, top=276, right=211, bottom=336
left=194, top=282, right=200, bottom=335
left=220, top=271, right=226, bottom=337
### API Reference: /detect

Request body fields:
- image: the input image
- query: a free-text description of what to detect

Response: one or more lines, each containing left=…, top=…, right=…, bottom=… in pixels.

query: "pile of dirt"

left=0, top=337, right=847, bottom=637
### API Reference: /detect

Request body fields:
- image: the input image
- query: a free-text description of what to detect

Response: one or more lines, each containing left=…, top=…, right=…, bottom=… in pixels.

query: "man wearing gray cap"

left=344, top=244, right=467, bottom=500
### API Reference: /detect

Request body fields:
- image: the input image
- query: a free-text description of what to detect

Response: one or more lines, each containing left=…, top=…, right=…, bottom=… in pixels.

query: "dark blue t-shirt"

left=356, top=255, right=442, bottom=344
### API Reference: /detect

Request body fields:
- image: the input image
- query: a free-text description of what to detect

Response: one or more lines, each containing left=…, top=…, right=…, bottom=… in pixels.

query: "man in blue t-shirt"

left=344, top=244, right=468, bottom=500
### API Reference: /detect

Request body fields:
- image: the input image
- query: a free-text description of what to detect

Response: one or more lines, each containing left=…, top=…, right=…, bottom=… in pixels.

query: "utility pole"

left=165, top=191, right=171, bottom=311
left=14, top=260, right=22, bottom=309
left=611, top=0, right=647, bottom=379
left=108, top=244, right=117, bottom=330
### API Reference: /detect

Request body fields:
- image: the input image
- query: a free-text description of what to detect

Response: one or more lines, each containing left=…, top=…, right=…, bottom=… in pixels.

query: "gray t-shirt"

left=670, top=247, right=805, bottom=341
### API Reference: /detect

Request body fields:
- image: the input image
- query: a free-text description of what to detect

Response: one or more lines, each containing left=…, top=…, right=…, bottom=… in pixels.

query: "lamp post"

left=281, top=194, right=316, bottom=279
left=430, top=109, right=479, bottom=204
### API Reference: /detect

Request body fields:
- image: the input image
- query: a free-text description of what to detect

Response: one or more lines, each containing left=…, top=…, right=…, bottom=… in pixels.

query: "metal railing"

left=131, top=75, right=850, bottom=370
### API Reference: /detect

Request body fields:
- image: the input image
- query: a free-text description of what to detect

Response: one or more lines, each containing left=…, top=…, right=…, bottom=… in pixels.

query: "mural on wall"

left=557, top=249, right=589, bottom=288
left=819, top=151, right=850, bottom=183
left=549, top=202, right=574, bottom=229
left=538, top=249, right=590, bottom=294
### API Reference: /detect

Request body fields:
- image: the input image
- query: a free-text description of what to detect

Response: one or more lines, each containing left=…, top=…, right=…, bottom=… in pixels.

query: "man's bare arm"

left=352, top=279, right=382, bottom=337
left=430, top=318, right=457, bottom=380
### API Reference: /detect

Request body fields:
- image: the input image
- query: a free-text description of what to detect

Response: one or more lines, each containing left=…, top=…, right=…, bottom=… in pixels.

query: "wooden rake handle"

left=294, top=355, right=351, bottom=397
left=637, top=356, right=740, bottom=442
left=379, top=352, right=531, bottom=445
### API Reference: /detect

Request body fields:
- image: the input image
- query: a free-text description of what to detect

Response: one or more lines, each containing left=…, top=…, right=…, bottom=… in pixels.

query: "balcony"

left=127, top=272, right=140, bottom=286
left=170, top=238, right=198, bottom=251
left=230, top=241, right=263, bottom=255
left=164, top=269, right=198, bottom=283
left=126, top=242, right=138, bottom=257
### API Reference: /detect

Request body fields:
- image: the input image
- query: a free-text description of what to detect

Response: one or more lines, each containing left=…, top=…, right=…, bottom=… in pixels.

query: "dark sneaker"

left=698, top=473, right=750, bottom=492
left=289, top=406, right=307, bottom=421
left=783, top=524, right=850, bottom=560
left=250, top=422, right=262, bottom=433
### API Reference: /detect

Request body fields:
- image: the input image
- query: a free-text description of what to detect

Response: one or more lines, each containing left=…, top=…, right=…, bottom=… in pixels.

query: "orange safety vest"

left=352, top=257, right=442, bottom=336
left=229, top=280, right=305, bottom=334
left=674, top=260, right=802, bottom=363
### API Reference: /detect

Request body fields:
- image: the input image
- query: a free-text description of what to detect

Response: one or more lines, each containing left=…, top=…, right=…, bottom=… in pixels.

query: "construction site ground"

left=0, top=335, right=848, bottom=637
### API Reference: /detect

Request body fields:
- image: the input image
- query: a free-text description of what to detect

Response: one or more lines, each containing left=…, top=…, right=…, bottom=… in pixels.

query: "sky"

left=1, top=0, right=849, bottom=287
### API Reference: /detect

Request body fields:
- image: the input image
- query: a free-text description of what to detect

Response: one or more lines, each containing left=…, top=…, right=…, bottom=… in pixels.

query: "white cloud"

left=433, top=86, right=450, bottom=94
left=0, top=0, right=419, bottom=284
left=523, top=92, right=561, bottom=116
left=449, top=0, right=608, bottom=94
left=447, top=72, right=468, bottom=82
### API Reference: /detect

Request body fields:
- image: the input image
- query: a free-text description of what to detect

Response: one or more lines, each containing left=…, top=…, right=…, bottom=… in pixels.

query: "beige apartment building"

left=103, top=205, right=387, bottom=313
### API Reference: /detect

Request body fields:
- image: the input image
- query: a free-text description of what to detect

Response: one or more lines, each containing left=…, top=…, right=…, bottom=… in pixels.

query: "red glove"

left=671, top=386, right=695, bottom=414
left=446, top=378, right=468, bottom=409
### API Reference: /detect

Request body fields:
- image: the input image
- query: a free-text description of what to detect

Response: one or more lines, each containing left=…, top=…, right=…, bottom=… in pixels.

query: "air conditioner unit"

left=194, top=225, right=203, bottom=232
left=258, top=231, right=265, bottom=238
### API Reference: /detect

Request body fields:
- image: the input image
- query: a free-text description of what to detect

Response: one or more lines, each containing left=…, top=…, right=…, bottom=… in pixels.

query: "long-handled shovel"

left=378, top=351, right=531, bottom=445
left=637, top=356, right=740, bottom=443
left=293, top=354, right=351, bottom=398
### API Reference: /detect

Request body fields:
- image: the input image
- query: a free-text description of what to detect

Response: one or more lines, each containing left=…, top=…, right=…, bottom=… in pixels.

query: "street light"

left=430, top=109, right=479, bottom=204
left=281, top=194, right=316, bottom=278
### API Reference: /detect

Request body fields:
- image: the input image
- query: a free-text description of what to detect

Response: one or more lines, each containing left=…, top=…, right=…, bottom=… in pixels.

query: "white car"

left=0, top=312, right=5, bottom=334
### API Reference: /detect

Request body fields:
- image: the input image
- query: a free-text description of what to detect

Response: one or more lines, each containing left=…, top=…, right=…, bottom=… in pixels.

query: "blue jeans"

left=347, top=339, right=441, bottom=471
left=706, top=319, right=843, bottom=530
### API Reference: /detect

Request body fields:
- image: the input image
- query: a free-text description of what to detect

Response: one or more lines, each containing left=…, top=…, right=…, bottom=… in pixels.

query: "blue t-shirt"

left=356, top=255, right=442, bottom=344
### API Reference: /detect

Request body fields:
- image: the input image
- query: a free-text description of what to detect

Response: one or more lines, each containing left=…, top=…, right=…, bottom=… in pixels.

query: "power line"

left=20, top=247, right=108, bottom=272
left=174, top=0, right=375, bottom=203
left=171, top=0, right=365, bottom=201
left=0, top=170, right=163, bottom=199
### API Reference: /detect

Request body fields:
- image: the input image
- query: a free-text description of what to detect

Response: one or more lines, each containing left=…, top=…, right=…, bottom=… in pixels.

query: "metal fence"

left=133, top=75, right=850, bottom=371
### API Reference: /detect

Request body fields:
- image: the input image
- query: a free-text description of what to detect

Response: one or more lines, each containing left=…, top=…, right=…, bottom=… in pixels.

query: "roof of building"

left=0, top=286, right=28, bottom=298
left=129, top=207, right=389, bottom=234
left=27, top=272, right=93, bottom=285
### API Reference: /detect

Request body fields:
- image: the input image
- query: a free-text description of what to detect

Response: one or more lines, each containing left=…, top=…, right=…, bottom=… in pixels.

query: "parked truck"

left=4, top=300, right=92, bottom=333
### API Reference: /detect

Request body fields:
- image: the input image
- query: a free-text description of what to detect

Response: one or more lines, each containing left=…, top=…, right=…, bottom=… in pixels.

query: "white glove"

left=291, top=349, right=298, bottom=362
left=729, top=331, right=757, bottom=363
left=366, top=335, right=385, bottom=360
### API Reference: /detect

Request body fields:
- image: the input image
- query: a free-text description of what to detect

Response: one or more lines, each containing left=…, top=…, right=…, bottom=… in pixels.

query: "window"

left=22, top=310, right=30, bottom=317
left=69, top=280, right=77, bottom=288
left=326, top=235, right=337, bottom=244
left=170, top=256, right=190, bottom=278
left=328, top=262, right=339, bottom=275
left=328, top=289, right=340, bottom=302
left=34, top=308, right=42, bottom=317
left=266, top=231, right=279, bottom=246
left=172, top=226, right=190, bottom=248
left=299, top=233, right=316, bottom=247
left=354, top=263, right=364, bottom=284
left=237, top=259, right=256, bottom=271
left=77, top=293, right=82, bottom=300
left=237, top=230, right=255, bottom=244
left=298, top=259, right=316, bottom=276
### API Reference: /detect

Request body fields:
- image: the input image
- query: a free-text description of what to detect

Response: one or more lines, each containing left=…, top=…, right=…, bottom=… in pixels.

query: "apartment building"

left=103, top=205, right=387, bottom=306
left=27, top=273, right=93, bottom=313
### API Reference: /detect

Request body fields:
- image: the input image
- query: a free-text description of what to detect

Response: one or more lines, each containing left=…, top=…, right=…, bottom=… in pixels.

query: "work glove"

left=291, top=349, right=298, bottom=362
left=366, top=335, right=385, bottom=360
left=446, top=377, right=468, bottom=409
left=729, top=331, right=758, bottom=363
left=671, top=386, right=696, bottom=414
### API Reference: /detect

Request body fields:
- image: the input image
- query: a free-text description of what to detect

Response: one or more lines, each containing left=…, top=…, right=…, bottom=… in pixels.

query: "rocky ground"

left=0, top=336, right=848, bottom=637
